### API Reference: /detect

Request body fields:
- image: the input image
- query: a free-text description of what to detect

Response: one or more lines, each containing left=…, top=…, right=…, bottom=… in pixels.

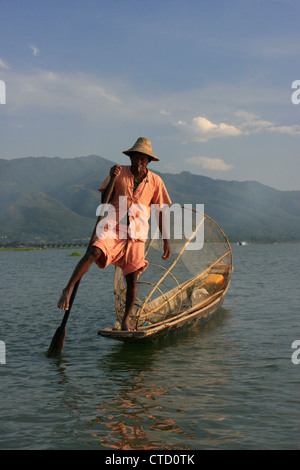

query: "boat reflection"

left=50, top=309, right=231, bottom=450
left=89, top=374, right=193, bottom=450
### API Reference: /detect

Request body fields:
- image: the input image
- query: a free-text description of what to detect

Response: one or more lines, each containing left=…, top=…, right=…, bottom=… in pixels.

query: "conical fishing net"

left=114, top=207, right=233, bottom=330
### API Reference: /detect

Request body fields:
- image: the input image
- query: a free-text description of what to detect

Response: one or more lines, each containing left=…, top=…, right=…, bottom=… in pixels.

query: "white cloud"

left=186, top=156, right=233, bottom=172
left=176, top=111, right=300, bottom=144
left=236, top=111, right=273, bottom=130
left=159, top=108, right=172, bottom=116
left=30, top=44, right=40, bottom=56
left=0, top=58, right=10, bottom=69
left=3, top=67, right=163, bottom=129
left=268, top=125, right=300, bottom=136
left=5, top=69, right=122, bottom=115
left=236, top=110, right=300, bottom=136
left=83, top=83, right=120, bottom=104
left=175, top=116, right=242, bottom=142
left=4, top=65, right=300, bottom=143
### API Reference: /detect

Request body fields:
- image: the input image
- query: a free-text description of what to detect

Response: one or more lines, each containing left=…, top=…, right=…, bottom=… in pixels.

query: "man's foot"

left=121, top=318, right=135, bottom=331
left=57, top=288, right=71, bottom=310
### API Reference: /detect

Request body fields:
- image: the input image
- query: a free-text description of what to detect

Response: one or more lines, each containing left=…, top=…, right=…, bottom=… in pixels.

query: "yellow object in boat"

left=205, top=274, right=224, bottom=287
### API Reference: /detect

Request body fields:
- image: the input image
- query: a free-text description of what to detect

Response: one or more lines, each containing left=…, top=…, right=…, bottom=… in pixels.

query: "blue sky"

left=0, top=0, right=299, bottom=190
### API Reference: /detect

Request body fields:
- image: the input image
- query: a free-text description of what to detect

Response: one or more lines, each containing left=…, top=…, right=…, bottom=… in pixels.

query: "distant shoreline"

left=0, top=245, right=85, bottom=251
left=1, top=240, right=300, bottom=251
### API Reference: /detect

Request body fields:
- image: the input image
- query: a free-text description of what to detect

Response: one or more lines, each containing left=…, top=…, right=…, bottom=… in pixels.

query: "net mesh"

left=114, top=207, right=233, bottom=329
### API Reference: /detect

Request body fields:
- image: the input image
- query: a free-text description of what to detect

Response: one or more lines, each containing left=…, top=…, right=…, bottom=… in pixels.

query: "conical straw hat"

left=123, top=137, right=159, bottom=161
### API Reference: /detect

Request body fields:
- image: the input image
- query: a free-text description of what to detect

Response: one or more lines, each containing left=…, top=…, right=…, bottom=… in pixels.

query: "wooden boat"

left=98, top=209, right=233, bottom=342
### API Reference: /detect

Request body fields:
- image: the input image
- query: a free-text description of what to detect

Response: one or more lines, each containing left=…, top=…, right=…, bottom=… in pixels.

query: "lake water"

left=0, top=243, right=300, bottom=450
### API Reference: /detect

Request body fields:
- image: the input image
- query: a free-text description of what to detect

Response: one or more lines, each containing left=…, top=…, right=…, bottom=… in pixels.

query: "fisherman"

left=57, top=137, right=172, bottom=331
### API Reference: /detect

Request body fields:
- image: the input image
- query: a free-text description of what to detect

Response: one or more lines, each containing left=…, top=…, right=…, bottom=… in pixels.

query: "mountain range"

left=1, top=155, right=300, bottom=246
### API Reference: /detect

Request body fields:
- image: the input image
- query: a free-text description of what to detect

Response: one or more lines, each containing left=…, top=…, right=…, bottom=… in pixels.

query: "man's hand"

left=110, top=165, right=121, bottom=178
left=162, top=239, right=172, bottom=260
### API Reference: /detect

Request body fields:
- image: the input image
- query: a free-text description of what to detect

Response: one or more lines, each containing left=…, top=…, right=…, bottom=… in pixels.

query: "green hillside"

left=0, top=156, right=299, bottom=246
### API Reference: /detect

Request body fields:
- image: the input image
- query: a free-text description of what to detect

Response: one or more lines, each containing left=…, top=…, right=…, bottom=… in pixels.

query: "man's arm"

left=159, top=210, right=172, bottom=260
left=101, top=165, right=121, bottom=203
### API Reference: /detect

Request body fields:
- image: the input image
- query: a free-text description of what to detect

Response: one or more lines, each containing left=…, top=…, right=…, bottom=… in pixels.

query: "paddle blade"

left=46, top=326, right=66, bottom=358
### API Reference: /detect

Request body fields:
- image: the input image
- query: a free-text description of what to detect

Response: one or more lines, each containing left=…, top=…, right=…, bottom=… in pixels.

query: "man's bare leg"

left=57, top=246, right=102, bottom=310
left=122, top=271, right=139, bottom=331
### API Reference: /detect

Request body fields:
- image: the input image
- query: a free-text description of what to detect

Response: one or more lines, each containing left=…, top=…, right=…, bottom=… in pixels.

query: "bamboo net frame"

left=114, top=208, right=233, bottom=329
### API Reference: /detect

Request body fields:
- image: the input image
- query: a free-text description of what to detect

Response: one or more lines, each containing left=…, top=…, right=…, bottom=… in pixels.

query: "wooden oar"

left=46, top=174, right=116, bottom=358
